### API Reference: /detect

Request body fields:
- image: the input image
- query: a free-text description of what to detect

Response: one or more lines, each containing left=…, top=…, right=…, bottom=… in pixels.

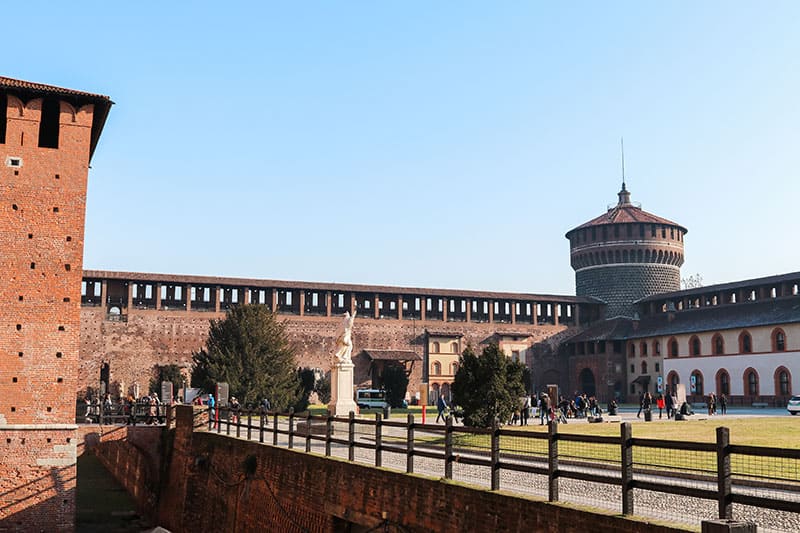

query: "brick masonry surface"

left=79, top=307, right=571, bottom=400
left=1, top=81, right=108, bottom=532
left=576, top=264, right=680, bottom=318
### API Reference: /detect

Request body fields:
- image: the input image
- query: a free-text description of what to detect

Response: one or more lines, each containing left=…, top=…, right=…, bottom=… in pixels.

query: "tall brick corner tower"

left=565, top=182, right=687, bottom=318
left=0, top=77, right=111, bottom=531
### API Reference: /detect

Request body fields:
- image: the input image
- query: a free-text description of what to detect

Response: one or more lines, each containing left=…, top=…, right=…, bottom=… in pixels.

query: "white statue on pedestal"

left=329, top=310, right=359, bottom=416
left=331, top=310, right=357, bottom=364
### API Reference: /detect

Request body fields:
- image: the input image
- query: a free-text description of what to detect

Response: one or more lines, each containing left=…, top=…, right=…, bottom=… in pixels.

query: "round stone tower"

left=565, top=182, right=687, bottom=318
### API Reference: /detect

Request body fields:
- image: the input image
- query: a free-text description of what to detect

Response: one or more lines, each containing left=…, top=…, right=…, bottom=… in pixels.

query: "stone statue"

left=332, top=310, right=357, bottom=364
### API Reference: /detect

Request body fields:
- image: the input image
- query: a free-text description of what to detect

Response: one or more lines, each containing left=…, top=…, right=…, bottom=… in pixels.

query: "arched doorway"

left=579, top=368, right=596, bottom=396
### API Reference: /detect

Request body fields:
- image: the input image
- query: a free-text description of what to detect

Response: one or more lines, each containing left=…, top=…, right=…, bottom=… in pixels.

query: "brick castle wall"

left=122, top=405, right=685, bottom=533
left=79, top=307, right=570, bottom=401
left=1, top=84, right=106, bottom=532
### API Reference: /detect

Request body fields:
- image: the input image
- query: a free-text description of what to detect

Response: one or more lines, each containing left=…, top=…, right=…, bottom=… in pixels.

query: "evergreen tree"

left=149, top=364, right=185, bottom=398
left=191, top=304, right=300, bottom=410
left=451, top=343, right=526, bottom=427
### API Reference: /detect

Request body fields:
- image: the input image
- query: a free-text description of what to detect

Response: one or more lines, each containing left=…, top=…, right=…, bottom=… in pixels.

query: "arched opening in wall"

left=451, top=342, right=458, bottom=354
left=38, top=97, right=61, bottom=148
left=451, top=362, right=458, bottom=375
left=657, top=250, right=664, bottom=263
left=690, top=335, right=701, bottom=356
left=772, top=328, right=786, bottom=352
left=640, top=342, right=647, bottom=356
left=628, top=343, right=636, bottom=358
left=432, top=362, right=441, bottom=376
left=622, top=250, right=629, bottom=262
left=579, top=368, right=595, bottom=396
left=641, top=361, right=648, bottom=374
left=739, top=331, right=752, bottom=354
left=441, top=383, right=451, bottom=402
left=744, top=368, right=759, bottom=397
left=637, top=249, right=643, bottom=262
left=614, top=250, right=621, bottom=263
left=432, top=341, right=440, bottom=353
left=690, top=370, right=704, bottom=396
left=775, top=367, right=791, bottom=397
left=653, top=340, right=661, bottom=356
left=667, top=371, right=680, bottom=396
left=668, top=337, right=679, bottom=358
left=712, top=333, right=724, bottom=355
left=430, top=383, right=440, bottom=404
left=716, top=369, right=730, bottom=396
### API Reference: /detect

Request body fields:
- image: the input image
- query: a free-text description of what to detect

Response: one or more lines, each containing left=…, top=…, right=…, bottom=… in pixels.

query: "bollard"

left=421, top=405, right=426, bottom=424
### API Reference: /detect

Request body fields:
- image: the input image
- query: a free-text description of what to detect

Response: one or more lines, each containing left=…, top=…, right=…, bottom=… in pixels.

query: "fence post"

left=247, top=410, right=252, bottom=441
left=288, top=408, right=295, bottom=449
left=548, top=420, right=559, bottom=502
left=306, top=411, right=312, bottom=453
left=208, top=405, right=213, bottom=431
left=325, top=414, right=332, bottom=457
left=235, top=409, right=241, bottom=438
left=445, top=416, right=454, bottom=480
left=717, top=426, right=732, bottom=519
left=273, top=412, right=278, bottom=446
left=491, top=420, right=500, bottom=490
left=375, top=412, right=382, bottom=467
left=348, top=411, right=355, bottom=462
left=259, top=411, right=265, bottom=443
left=406, top=414, right=415, bottom=474
left=218, top=407, right=223, bottom=434
left=621, top=422, right=633, bottom=515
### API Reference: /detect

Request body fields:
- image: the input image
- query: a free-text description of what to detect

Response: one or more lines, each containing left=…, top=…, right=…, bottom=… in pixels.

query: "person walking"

left=719, top=394, right=727, bottom=415
left=436, top=394, right=448, bottom=423
left=656, top=394, right=665, bottom=419
left=636, top=391, right=645, bottom=418
left=665, top=392, right=673, bottom=419
left=522, top=396, right=531, bottom=426
left=539, top=393, right=551, bottom=425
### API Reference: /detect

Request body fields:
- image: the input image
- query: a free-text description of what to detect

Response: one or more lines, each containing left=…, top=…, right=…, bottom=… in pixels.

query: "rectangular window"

left=651, top=224, right=656, bottom=237
left=38, top=97, right=60, bottom=149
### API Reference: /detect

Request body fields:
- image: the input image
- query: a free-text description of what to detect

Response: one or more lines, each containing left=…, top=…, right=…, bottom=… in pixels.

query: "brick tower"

left=0, top=77, right=111, bottom=531
left=565, top=182, right=687, bottom=318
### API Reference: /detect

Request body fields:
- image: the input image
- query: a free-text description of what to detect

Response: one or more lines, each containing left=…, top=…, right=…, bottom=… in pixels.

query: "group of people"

left=706, top=392, right=727, bottom=415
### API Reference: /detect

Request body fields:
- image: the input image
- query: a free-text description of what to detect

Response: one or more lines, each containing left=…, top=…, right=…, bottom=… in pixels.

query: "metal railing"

left=76, top=401, right=175, bottom=426
left=206, top=406, right=800, bottom=531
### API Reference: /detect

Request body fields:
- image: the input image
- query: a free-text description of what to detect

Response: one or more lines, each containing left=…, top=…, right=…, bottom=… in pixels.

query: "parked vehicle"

left=356, top=389, right=388, bottom=409
left=788, top=395, right=800, bottom=415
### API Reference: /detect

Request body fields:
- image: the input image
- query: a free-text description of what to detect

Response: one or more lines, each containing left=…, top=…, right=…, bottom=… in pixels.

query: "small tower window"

left=0, top=93, right=6, bottom=144
left=38, top=97, right=60, bottom=149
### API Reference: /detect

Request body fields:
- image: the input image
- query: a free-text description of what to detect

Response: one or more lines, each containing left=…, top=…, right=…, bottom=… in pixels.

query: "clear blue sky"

left=8, top=2, right=799, bottom=295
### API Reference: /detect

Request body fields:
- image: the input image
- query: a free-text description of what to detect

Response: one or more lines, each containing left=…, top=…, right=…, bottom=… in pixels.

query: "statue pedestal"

left=329, top=361, right=358, bottom=416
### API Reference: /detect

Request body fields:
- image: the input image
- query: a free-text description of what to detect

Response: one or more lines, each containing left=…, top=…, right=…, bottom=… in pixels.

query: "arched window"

left=430, top=383, right=440, bottom=403
left=772, top=328, right=786, bottom=352
left=641, top=361, right=648, bottom=374
left=739, top=331, right=752, bottom=353
left=712, top=334, right=724, bottom=355
left=451, top=362, right=459, bottom=375
left=628, top=343, right=636, bottom=358
left=668, top=338, right=679, bottom=358
left=667, top=371, right=680, bottom=395
left=690, top=336, right=701, bottom=356
left=432, top=362, right=441, bottom=375
left=653, top=340, right=661, bottom=356
left=640, top=342, right=648, bottom=356
left=691, top=370, right=704, bottom=396
left=451, top=342, right=459, bottom=354
left=744, top=368, right=759, bottom=397
left=716, top=369, right=730, bottom=396
left=775, top=367, right=791, bottom=396
left=432, top=341, right=440, bottom=353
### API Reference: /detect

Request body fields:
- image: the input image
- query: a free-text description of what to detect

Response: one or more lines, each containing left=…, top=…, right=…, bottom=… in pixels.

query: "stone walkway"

left=76, top=454, right=154, bottom=532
